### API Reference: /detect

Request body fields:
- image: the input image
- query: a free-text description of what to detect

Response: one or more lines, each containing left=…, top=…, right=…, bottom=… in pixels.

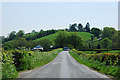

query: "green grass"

left=82, top=51, right=97, bottom=54
left=69, top=49, right=120, bottom=78
left=82, top=50, right=120, bottom=54
left=33, top=33, right=57, bottom=42
left=2, top=48, right=63, bottom=80
left=33, top=32, right=93, bottom=42
left=23, top=32, right=38, bottom=37
left=102, top=50, right=120, bottom=54
left=76, top=32, right=93, bottom=41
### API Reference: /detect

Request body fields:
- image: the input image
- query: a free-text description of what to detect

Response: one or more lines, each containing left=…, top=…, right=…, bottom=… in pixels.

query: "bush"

left=69, top=49, right=120, bottom=78
left=2, top=51, right=18, bottom=80
left=12, top=48, right=62, bottom=71
left=2, top=48, right=62, bottom=80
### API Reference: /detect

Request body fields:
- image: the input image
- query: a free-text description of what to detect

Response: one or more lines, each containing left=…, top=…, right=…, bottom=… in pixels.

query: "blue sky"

left=2, top=2, right=118, bottom=36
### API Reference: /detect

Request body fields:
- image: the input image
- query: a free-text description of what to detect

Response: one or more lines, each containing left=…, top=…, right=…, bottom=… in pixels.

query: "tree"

left=3, top=41, right=14, bottom=50
left=91, top=27, right=101, bottom=38
left=14, top=37, right=27, bottom=48
left=111, top=32, right=118, bottom=48
left=102, top=27, right=116, bottom=40
left=69, top=23, right=77, bottom=32
left=25, top=40, right=32, bottom=49
left=54, top=31, right=68, bottom=48
left=16, top=30, right=24, bottom=37
left=54, top=31, right=83, bottom=50
left=1, top=36, right=5, bottom=43
left=67, top=33, right=83, bottom=49
left=65, top=28, right=69, bottom=32
left=78, top=23, right=84, bottom=31
left=100, top=38, right=112, bottom=49
left=111, top=31, right=120, bottom=49
left=40, top=29, right=44, bottom=32
left=7, top=31, right=16, bottom=41
left=118, top=31, right=120, bottom=48
left=85, top=22, right=90, bottom=32
left=39, top=39, right=52, bottom=50
left=31, top=30, right=36, bottom=33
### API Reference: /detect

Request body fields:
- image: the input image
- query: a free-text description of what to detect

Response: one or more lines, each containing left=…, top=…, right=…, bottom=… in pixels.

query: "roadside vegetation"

left=1, top=48, right=62, bottom=80
left=83, top=50, right=120, bottom=54
left=69, top=49, right=120, bottom=78
left=1, top=22, right=120, bottom=79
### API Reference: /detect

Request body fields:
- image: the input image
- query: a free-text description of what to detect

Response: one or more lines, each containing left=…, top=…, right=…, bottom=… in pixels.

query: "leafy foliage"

left=1, top=48, right=62, bottom=80
left=69, top=49, right=120, bottom=78
left=69, top=23, right=78, bottom=32
left=16, top=30, right=24, bottom=37
left=91, top=27, right=101, bottom=38
left=84, top=22, right=90, bottom=32
left=102, top=27, right=116, bottom=40
left=100, top=38, right=112, bottom=49
left=78, top=23, right=84, bottom=31
left=54, top=31, right=83, bottom=49
left=2, top=50, right=18, bottom=80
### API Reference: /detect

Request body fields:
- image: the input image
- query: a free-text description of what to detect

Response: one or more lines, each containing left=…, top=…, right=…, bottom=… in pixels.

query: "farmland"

left=33, top=31, right=93, bottom=42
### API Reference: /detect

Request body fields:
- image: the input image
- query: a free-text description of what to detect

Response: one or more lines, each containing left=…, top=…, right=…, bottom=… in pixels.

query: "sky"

left=2, top=2, right=118, bottom=37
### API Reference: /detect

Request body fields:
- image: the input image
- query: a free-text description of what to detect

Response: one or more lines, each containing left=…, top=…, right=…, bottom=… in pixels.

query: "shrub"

left=2, top=48, right=62, bottom=80
left=2, top=51, right=18, bottom=80
left=69, top=49, right=120, bottom=78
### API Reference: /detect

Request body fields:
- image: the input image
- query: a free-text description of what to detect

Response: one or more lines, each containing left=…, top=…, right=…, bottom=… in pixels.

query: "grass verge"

left=69, top=49, right=120, bottom=79
left=2, top=48, right=62, bottom=80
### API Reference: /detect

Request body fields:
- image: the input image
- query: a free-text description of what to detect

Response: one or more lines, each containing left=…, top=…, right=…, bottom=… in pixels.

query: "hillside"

left=33, top=32, right=93, bottom=42
left=3, top=31, right=94, bottom=50
left=71, top=32, right=93, bottom=41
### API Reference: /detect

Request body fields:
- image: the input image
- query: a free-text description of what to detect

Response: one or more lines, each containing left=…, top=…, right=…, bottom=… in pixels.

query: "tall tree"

left=54, top=31, right=68, bottom=47
left=112, top=31, right=120, bottom=49
left=91, top=27, right=101, bottom=38
left=3, top=41, right=14, bottom=50
left=102, top=27, right=116, bottom=40
left=78, top=23, right=84, bottom=31
left=31, top=30, right=36, bottom=33
left=8, top=31, right=16, bottom=41
left=100, top=38, right=112, bottom=49
left=39, top=39, right=52, bottom=50
left=69, top=23, right=77, bottom=32
left=1, top=36, right=5, bottom=43
left=67, top=33, right=83, bottom=49
left=54, top=31, right=83, bottom=49
left=85, top=22, right=90, bottom=32
left=14, top=37, right=27, bottom=48
left=16, top=30, right=24, bottom=37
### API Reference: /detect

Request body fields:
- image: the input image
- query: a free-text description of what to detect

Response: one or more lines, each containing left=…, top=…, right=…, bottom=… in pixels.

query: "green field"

left=33, top=32, right=93, bottom=42
left=33, top=33, right=57, bottom=42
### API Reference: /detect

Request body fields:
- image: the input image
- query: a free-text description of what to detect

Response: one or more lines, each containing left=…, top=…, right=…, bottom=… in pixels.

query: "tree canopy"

left=91, top=27, right=101, bottom=38
left=54, top=31, right=83, bottom=49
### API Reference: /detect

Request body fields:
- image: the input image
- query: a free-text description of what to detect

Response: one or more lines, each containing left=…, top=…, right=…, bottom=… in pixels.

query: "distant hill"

left=33, top=32, right=93, bottom=42
left=2, top=31, right=94, bottom=50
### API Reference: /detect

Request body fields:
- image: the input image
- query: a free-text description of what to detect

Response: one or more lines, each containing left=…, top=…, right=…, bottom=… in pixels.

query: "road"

left=19, top=51, right=110, bottom=78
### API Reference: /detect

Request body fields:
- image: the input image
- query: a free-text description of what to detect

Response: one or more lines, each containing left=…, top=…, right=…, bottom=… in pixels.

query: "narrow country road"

left=19, top=51, right=109, bottom=78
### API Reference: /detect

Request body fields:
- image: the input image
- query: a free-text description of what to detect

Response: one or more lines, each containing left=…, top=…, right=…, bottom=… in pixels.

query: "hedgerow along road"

left=19, top=51, right=110, bottom=78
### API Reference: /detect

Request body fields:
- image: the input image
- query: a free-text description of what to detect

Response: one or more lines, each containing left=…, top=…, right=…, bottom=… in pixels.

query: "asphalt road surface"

left=19, top=51, right=110, bottom=78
